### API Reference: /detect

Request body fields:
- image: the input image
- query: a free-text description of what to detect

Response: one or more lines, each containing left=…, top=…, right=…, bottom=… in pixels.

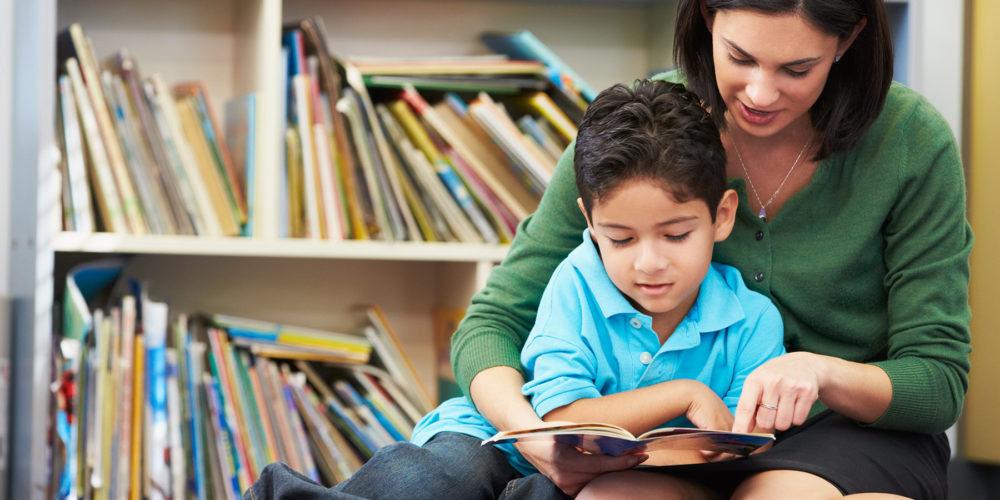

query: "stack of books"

left=55, top=18, right=591, bottom=242
left=52, top=260, right=434, bottom=500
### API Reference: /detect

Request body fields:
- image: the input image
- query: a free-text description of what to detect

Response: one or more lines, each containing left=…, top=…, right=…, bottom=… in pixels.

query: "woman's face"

left=709, top=9, right=843, bottom=138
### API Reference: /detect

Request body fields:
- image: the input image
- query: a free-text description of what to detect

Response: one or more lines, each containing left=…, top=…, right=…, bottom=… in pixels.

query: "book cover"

left=61, top=24, right=148, bottom=234
left=375, top=104, right=455, bottom=242
left=224, top=94, right=257, bottom=237
left=479, top=30, right=597, bottom=102
left=64, top=58, right=128, bottom=233
left=56, top=74, right=95, bottom=233
left=174, top=82, right=249, bottom=225
left=350, top=56, right=547, bottom=77
left=431, top=98, right=539, bottom=220
left=483, top=422, right=774, bottom=462
left=360, top=305, right=435, bottom=413
left=105, top=72, right=180, bottom=235
left=111, top=51, right=198, bottom=236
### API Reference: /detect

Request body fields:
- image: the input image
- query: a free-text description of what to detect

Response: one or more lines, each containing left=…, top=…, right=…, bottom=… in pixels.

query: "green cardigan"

left=450, top=81, right=972, bottom=434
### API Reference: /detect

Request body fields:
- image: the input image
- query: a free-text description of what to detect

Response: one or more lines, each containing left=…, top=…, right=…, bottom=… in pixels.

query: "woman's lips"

left=738, top=100, right=779, bottom=126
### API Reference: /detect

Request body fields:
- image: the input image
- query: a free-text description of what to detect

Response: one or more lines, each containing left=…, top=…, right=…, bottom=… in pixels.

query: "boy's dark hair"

left=574, top=79, right=727, bottom=221
left=674, top=0, right=893, bottom=161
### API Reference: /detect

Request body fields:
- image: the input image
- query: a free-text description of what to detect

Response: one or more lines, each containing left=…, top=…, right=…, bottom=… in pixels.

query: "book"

left=480, top=30, right=597, bottom=102
left=59, top=24, right=148, bottom=235
left=359, top=305, right=434, bottom=413
left=350, top=56, right=547, bottom=77
left=482, top=422, right=774, bottom=463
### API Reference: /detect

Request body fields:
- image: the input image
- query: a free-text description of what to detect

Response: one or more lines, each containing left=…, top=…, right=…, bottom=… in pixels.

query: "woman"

left=248, top=1, right=970, bottom=498
left=449, top=0, right=970, bottom=498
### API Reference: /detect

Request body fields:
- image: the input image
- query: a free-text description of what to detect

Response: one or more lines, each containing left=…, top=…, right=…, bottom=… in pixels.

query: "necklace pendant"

left=758, top=208, right=767, bottom=222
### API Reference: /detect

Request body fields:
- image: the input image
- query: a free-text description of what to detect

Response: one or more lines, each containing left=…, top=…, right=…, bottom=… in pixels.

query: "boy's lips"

left=637, top=283, right=671, bottom=296
left=738, top=101, right=779, bottom=126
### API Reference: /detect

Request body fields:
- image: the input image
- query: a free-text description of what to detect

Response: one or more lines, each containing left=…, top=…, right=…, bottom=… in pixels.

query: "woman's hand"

left=731, top=352, right=823, bottom=433
left=514, top=440, right=647, bottom=496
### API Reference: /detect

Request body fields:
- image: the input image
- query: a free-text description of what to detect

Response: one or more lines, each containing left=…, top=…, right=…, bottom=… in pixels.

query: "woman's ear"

left=713, top=189, right=739, bottom=242
left=701, top=1, right=714, bottom=33
left=837, top=17, right=868, bottom=59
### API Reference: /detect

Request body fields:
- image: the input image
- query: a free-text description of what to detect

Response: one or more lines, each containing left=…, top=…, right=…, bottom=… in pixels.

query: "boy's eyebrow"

left=725, top=38, right=823, bottom=66
left=597, top=215, right=698, bottom=229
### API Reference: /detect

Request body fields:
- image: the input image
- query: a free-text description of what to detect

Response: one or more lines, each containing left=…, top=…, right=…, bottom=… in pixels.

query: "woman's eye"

left=785, top=68, right=809, bottom=78
left=728, top=54, right=753, bottom=66
left=666, top=233, right=690, bottom=242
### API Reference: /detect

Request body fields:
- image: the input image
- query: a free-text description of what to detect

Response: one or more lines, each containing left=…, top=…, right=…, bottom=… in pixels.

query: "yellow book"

left=130, top=334, right=145, bottom=500
left=176, top=97, right=241, bottom=236
left=285, top=128, right=305, bottom=238
left=524, top=91, right=578, bottom=143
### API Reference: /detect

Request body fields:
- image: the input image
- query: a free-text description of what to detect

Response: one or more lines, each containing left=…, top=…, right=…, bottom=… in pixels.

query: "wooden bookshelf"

left=2, top=0, right=964, bottom=498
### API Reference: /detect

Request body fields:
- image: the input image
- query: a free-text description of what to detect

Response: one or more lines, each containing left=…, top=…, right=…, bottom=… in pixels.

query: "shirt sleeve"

left=721, top=300, right=787, bottom=411
left=450, top=143, right=589, bottom=397
left=870, top=96, right=972, bottom=432
left=519, top=265, right=604, bottom=418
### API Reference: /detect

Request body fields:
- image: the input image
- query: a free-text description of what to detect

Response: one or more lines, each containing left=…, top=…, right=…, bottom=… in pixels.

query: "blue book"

left=480, top=30, right=597, bottom=101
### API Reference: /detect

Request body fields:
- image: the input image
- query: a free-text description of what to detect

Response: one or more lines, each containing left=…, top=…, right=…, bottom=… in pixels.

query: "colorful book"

left=480, top=30, right=597, bottom=101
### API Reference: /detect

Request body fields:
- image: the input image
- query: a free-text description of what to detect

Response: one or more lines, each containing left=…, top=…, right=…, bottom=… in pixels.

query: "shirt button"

left=754, top=272, right=765, bottom=282
left=629, top=318, right=642, bottom=328
left=639, top=352, right=652, bottom=365
left=755, top=230, right=764, bottom=241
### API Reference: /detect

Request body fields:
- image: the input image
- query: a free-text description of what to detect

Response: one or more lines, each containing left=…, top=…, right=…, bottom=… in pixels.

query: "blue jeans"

left=244, top=432, right=569, bottom=500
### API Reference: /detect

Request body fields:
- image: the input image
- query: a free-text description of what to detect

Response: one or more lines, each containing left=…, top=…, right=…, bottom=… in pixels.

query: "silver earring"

left=835, top=54, right=842, bottom=62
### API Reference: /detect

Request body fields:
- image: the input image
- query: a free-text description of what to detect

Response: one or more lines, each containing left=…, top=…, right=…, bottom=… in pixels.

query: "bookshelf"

left=2, top=0, right=964, bottom=498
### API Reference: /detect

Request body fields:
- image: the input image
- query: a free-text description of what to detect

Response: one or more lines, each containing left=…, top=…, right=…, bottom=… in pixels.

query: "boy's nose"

left=635, top=243, right=668, bottom=274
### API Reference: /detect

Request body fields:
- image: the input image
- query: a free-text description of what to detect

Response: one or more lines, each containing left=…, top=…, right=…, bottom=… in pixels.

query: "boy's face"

left=580, top=179, right=737, bottom=334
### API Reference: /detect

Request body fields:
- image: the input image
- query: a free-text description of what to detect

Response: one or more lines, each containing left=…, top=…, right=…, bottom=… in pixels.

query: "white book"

left=291, top=75, right=323, bottom=239
left=66, top=58, right=128, bottom=233
left=69, top=24, right=147, bottom=234
left=146, top=74, right=223, bottom=236
left=313, top=123, right=345, bottom=241
left=58, top=75, right=95, bottom=233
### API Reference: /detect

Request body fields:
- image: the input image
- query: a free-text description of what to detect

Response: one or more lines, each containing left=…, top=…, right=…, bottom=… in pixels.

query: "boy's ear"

left=713, top=189, right=739, bottom=242
left=577, top=198, right=593, bottom=228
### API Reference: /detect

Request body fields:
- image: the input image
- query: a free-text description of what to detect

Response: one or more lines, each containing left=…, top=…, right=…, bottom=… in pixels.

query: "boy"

left=408, top=79, right=785, bottom=494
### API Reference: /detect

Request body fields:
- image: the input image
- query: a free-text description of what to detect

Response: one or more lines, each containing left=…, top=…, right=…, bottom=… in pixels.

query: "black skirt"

left=645, top=410, right=950, bottom=499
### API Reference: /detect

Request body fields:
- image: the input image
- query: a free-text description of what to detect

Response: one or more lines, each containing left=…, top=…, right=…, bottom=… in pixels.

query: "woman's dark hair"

left=574, top=79, right=727, bottom=221
left=674, top=0, right=893, bottom=160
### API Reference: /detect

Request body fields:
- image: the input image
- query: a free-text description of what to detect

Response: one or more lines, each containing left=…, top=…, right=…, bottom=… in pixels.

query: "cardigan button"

left=755, top=230, right=764, bottom=241
left=754, top=272, right=765, bottom=282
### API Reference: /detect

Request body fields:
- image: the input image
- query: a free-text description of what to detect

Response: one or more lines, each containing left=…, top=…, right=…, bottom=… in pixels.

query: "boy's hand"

left=514, top=440, right=648, bottom=496
left=683, top=380, right=735, bottom=432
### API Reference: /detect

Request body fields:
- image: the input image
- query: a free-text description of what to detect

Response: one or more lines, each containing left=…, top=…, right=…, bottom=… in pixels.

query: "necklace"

left=733, top=138, right=810, bottom=222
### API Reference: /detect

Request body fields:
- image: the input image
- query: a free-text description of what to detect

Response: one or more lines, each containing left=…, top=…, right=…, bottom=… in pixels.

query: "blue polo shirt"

left=411, top=229, right=785, bottom=475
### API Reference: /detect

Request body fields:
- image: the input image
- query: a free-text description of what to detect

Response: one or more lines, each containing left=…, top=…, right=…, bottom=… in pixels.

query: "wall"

left=963, top=0, right=1000, bottom=466
left=0, top=0, right=12, bottom=296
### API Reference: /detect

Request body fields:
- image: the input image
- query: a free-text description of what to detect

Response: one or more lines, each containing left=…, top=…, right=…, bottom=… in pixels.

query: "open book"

left=482, top=422, right=774, bottom=459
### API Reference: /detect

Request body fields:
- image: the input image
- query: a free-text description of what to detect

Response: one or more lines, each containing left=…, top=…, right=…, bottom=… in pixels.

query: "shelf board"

left=53, top=232, right=510, bottom=263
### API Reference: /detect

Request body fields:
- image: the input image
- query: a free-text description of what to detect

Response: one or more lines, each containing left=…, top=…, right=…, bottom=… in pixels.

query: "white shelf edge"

left=53, top=232, right=510, bottom=263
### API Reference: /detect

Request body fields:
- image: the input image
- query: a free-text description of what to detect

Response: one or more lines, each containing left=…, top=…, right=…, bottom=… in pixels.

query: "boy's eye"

left=609, top=237, right=632, bottom=247
left=666, top=232, right=690, bottom=242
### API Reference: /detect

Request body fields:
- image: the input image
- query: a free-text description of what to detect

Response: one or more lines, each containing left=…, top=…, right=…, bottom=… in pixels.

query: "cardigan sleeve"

left=451, top=143, right=588, bottom=397
left=869, top=91, right=973, bottom=432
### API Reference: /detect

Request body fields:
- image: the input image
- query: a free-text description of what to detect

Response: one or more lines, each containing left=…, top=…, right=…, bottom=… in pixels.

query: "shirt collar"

left=569, top=229, right=746, bottom=334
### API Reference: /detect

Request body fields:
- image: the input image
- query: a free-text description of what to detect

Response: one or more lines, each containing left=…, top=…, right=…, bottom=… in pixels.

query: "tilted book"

left=483, top=422, right=774, bottom=460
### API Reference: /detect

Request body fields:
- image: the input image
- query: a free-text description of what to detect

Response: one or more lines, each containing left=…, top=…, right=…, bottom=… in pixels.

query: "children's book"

left=482, top=422, right=774, bottom=459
